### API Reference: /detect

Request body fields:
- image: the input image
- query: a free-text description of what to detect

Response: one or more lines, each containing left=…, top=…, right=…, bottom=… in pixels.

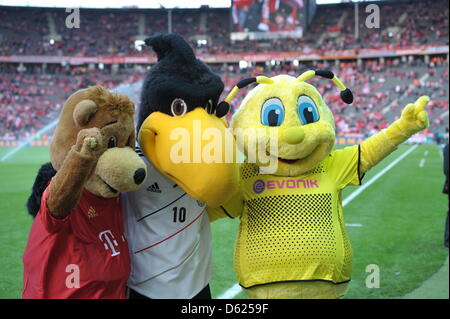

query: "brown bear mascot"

left=23, top=86, right=147, bottom=299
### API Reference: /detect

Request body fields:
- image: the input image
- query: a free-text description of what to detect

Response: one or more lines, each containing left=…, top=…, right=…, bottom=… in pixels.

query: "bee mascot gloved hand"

left=23, top=86, right=147, bottom=299
left=208, top=70, right=430, bottom=299
left=121, top=33, right=239, bottom=299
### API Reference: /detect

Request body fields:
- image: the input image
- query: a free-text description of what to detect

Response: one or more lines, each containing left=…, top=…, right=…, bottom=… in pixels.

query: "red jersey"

left=22, top=186, right=130, bottom=299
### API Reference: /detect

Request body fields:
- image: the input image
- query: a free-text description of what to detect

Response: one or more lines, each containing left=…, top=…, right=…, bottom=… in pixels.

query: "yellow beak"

left=138, top=107, right=239, bottom=207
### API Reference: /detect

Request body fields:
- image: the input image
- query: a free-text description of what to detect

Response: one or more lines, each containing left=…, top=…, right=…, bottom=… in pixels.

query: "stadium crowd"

left=0, top=64, right=146, bottom=139
left=219, top=56, right=448, bottom=136
left=0, top=0, right=448, bottom=142
left=0, top=0, right=448, bottom=57
left=1, top=56, right=448, bottom=140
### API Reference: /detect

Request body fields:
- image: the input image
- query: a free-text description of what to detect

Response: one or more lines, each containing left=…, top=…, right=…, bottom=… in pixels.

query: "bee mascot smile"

left=210, top=70, right=430, bottom=299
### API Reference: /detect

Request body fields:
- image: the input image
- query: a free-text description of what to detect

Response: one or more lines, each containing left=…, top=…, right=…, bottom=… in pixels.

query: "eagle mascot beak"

left=137, top=34, right=238, bottom=207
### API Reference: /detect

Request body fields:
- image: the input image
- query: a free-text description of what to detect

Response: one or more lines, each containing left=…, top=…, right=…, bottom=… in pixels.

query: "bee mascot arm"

left=207, top=190, right=244, bottom=222
left=359, top=96, right=429, bottom=175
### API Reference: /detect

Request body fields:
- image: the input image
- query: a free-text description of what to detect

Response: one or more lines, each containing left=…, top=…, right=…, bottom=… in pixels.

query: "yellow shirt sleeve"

left=327, top=145, right=362, bottom=189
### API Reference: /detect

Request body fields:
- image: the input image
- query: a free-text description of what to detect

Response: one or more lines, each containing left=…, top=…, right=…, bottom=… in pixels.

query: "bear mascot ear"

left=73, top=100, right=98, bottom=127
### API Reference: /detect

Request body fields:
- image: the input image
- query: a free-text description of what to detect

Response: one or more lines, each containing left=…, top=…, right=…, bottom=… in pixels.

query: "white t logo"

left=99, top=230, right=120, bottom=256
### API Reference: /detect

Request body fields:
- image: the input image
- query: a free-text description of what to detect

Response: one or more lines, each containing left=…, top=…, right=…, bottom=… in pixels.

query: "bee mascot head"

left=137, top=33, right=239, bottom=206
left=224, top=70, right=353, bottom=176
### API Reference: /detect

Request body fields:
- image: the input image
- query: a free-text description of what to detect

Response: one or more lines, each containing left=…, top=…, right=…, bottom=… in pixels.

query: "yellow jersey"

left=235, top=145, right=362, bottom=288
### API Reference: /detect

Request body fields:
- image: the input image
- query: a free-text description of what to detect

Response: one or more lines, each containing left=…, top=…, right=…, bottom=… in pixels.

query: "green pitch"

left=0, top=145, right=448, bottom=299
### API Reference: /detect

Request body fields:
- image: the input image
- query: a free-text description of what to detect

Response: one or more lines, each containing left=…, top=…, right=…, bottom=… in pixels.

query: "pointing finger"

left=415, top=96, right=429, bottom=113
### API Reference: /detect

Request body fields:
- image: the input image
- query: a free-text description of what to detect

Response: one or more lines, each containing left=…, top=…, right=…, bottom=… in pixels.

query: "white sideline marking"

left=346, top=223, right=363, bottom=227
left=217, top=145, right=418, bottom=299
left=424, top=150, right=429, bottom=156
left=342, top=145, right=418, bottom=206
left=218, top=283, right=242, bottom=299
left=0, top=120, right=57, bottom=162
left=419, top=158, right=426, bottom=167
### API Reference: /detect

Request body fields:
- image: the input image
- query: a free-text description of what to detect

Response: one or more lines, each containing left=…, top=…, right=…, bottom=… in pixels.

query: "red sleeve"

left=39, top=185, right=70, bottom=234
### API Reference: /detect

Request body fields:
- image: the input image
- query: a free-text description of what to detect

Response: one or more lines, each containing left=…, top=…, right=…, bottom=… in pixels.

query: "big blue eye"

left=261, top=98, right=285, bottom=126
left=298, top=96, right=319, bottom=125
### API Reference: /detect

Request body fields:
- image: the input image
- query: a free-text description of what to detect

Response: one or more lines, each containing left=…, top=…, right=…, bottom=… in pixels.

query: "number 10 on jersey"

left=173, top=206, right=186, bottom=223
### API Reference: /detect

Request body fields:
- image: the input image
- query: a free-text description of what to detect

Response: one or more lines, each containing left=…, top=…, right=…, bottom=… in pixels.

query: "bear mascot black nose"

left=134, top=168, right=146, bottom=185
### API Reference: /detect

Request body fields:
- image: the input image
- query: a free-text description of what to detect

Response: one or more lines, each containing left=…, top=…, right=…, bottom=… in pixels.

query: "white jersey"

left=121, top=149, right=212, bottom=299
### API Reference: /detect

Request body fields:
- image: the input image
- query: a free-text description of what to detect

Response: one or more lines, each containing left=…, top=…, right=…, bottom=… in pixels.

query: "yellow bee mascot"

left=209, top=70, right=430, bottom=299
